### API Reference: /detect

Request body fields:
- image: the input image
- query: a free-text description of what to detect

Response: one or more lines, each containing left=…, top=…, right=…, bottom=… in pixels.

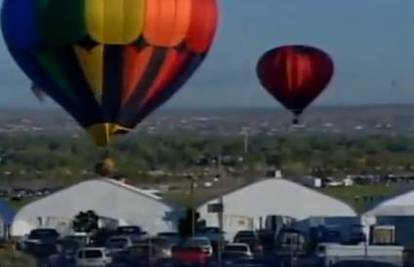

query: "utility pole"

left=242, top=129, right=249, bottom=154
left=188, top=176, right=196, bottom=237
left=217, top=154, right=224, bottom=267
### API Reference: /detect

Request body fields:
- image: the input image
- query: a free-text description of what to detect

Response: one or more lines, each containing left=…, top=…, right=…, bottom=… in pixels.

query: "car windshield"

left=84, top=250, right=103, bottom=258
left=201, top=227, right=221, bottom=233
left=117, top=226, right=142, bottom=235
left=184, top=238, right=209, bottom=247
left=107, top=238, right=128, bottom=248
left=281, top=235, right=304, bottom=247
left=29, top=229, right=58, bottom=239
left=236, top=232, right=255, bottom=238
left=132, top=245, right=156, bottom=256
left=236, top=238, right=256, bottom=244
left=225, top=245, right=248, bottom=252
left=222, top=252, right=247, bottom=259
left=143, top=238, right=169, bottom=247
left=158, top=232, right=179, bottom=238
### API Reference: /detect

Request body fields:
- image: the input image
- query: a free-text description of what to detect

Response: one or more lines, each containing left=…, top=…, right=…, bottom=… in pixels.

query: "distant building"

left=365, top=190, right=414, bottom=249
left=11, top=178, right=183, bottom=237
left=198, top=178, right=356, bottom=238
left=299, top=176, right=323, bottom=188
left=343, top=177, right=354, bottom=187
left=0, top=200, right=14, bottom=240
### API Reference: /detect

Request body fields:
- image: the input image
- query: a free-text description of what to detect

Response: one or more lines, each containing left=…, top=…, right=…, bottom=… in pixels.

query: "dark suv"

left=24, top=228, right=60, bottom=256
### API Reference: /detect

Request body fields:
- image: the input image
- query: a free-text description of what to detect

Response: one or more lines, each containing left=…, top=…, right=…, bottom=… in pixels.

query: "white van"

left=75, top=247, right=112, bottom=267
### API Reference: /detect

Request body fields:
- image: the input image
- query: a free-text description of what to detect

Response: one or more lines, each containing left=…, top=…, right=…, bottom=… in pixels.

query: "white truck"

left=315, top=243, right=404, bottom=267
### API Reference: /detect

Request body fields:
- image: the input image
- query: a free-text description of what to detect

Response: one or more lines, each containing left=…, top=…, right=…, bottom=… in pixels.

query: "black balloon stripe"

left=102, top=45, right=123, bottom=122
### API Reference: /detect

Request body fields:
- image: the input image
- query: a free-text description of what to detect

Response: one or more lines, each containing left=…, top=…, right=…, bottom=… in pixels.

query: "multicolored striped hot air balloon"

left=1, top=0, right=219, bottom=146
left=257, top=45, right=334, bottom=124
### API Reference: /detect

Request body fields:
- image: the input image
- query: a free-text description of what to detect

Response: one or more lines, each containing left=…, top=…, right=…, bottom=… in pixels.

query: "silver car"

left=75, top=247, right=112, bottom=267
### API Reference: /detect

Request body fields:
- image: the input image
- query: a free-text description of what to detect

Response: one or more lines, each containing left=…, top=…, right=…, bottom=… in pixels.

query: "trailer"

left=314, top=243, right=404, bottom=267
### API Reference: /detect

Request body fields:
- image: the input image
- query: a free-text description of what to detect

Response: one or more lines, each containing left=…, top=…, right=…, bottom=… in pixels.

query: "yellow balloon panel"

left=86, top=0, right=145, bottom=44
left=74, top=45, right=104, bottom=103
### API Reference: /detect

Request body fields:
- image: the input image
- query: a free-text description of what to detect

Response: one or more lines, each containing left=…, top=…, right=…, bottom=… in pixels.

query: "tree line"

left=0, top=132, right=413, bottom=184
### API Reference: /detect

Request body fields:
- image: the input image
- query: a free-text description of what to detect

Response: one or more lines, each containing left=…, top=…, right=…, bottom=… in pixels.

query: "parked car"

left=56, top=234, right=88, bottom=259
left=47, top=253, right=76, bottom=267
left=183, top=237, right=213, bottom=257
left=23, top=228, right=60, bottom=256
left=115, top=226, right=147, bottom=242
left=75, top=247, right=112, bottom=267
left=113, top=243, right=164, bottom=267
left=234, top=231, right=258, bottom=242
left=172, top=246, right=209, bottom=267
left=157, top=232, right=181, bottom=245
left=233, top=236, right=263, bottom=256
left=229, top=258, right=265, bottom=267
left=198, top=227, right=226, bottom=245
left=208, top=251, right=252, bottom=267
left=223, top=243, right=253, bottom=258
left=140, top=237, right=175, bottom=258
left=276, top=228, right=306, bottom=257
left=105, top=236, right=134, bottom=254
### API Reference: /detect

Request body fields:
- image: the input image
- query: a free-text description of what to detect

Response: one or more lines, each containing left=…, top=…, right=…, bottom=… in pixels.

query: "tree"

left=178, top=208, right=206, bottom=238
left=72, top=210, right=99, bottom=234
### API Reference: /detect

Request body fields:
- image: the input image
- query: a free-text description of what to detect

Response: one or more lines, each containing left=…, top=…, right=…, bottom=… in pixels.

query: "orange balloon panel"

left=144, top=0, right=192, bottom=47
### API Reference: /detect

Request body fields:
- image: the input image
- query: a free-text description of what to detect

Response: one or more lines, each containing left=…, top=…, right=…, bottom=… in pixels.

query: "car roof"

left=71, top=232, right=88, bottom=236
left=30, top=228, right=57, bottom=232
left=189, top=237, right=209, bottom=241
left=108, top=235, right=130, bottom=240
left=78, top=247, right=106, bottom=251
left=226, top=243, right=249, bottom=247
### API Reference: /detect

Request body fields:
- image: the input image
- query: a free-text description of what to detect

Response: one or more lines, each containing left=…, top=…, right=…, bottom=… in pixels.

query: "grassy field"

left=164, top=189, right=219, bottom=208
left=166, top=182, right=408, bottom=214
left=0, top=247, right=36, bottom=267
left=320, top=184, right=403, bottom=213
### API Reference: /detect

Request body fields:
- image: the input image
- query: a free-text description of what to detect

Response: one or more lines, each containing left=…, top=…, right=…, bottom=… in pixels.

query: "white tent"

left=198, top=178, right=356, bottom=238
left=364, top=190, right=414, bottom=249
left=12, top=178, right=183, bottom=236
left=365, top=190, right=414, bottom=216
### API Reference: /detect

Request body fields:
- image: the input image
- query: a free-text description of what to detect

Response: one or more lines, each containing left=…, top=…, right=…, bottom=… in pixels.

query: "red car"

left=172, top=247, right=209, bottom=267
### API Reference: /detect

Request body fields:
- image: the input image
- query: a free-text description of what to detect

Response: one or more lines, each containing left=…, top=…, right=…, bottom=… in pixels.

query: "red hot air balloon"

left=257, top=45, right=334, bottom=124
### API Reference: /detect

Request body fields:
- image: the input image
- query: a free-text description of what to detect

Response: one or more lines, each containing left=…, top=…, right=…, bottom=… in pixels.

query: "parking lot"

left=13, top=222, right=406, bottom=267
left=15, top=225, right=323, bottom=267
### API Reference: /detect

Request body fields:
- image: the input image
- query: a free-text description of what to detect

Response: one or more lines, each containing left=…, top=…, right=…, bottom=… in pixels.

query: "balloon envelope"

left=257, top=45, right=334, bottom=118
left=1, top=0, right=219, bottom=146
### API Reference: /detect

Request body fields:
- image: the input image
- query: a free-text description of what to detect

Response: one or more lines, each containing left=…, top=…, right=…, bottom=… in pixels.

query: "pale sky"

left=0, top=0, right=413, bottom=109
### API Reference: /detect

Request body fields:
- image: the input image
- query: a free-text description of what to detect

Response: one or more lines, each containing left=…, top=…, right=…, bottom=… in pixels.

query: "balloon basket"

left=94, top=149, right=117, bottom=178
left=292, top=117, right=300, bottom=125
